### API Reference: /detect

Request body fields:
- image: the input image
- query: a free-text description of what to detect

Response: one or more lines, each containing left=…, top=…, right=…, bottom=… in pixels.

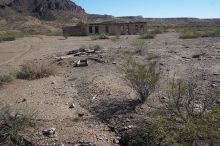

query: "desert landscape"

left=0, top=0, right=220, bottom=146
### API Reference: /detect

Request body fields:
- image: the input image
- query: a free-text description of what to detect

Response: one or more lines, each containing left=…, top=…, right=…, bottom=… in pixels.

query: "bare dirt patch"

left=0, top=33, right=219, bottom=145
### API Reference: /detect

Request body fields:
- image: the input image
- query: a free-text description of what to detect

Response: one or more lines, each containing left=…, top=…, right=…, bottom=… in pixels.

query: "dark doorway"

left=89, top=26, right=93, bottom=33
left=95, top=26, right=99, bottom=34
left=105, top=26, right=109, bottom=34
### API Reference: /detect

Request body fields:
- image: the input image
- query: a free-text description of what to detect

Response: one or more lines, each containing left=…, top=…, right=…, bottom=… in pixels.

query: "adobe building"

left=63, top=21, right=147, bottom=36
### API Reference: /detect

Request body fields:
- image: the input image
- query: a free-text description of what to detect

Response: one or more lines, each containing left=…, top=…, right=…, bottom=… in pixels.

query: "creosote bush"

left=17, top=61, right=58, bottom=80
left=0, top=34, right=16, bottom=42
left=0, top=72, right=17, bottom=86
left=0, top=105, right=37, bottom=145
left=123, top=79, right=220, bottom=146
left=123, top=57, right=159, bottom=102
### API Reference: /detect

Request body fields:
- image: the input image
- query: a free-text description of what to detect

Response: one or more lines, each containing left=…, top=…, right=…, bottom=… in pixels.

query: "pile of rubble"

left=57, top=45, right=108, bottom=67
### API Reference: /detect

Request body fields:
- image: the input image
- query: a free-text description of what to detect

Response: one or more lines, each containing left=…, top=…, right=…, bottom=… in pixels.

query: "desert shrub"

left=122, top=79, right=220, bottom=146
left=179, top=29, right=200, bottom=39
left=131, top=39, right=147, bottom=55
left=123, top=57, right=159, bottom=102
left=0, top=105, right=37, bottom=145
left=63, top=32, right=69, bottom=39
left=98, top=33, right=109, bottom=39
left=150, top=28, right=165, bottom=34
left=139, top=33, right=155, bottom=39
left=17, top=61, right=58, bottom=80
left=0, top=73, right=16, bottom=86
left=90, top=34, right=109, bottom=40
left=0, top=34, right=16, bottom=42
left=111, top=34, right=121, bottom=42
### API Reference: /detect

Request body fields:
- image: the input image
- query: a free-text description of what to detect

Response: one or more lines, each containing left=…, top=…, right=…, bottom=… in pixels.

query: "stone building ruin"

left=63, top=21, right=147, bottom=36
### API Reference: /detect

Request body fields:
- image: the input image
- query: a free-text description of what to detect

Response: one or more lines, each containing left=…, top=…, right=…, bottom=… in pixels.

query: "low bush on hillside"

left=139, top=33, right=155, bottom=39
left=179, top=27, right=220, bottom=39
left=150, top=28, right=165, bottom=34
left=17, top=61, right=58, bottom=80
left=0, top=34, right=16, bottom=42
left=0, top=72, right=17, bottom=86
left=122, top=79, right=220, bottom=146
left=179, top=29, right=200, bottom=39
left=123, top=57, right=159, bottom=102
left=0, top=105, right=37, bottom=145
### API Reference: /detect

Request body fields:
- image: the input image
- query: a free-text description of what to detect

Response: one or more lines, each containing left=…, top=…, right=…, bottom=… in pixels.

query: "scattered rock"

left=69, top=103, right=75, bottom=108
left=211, top=84, right=217, bottom=88
left=159, top=63, right=164, bottom=66
left=22, top=98, right=27, bottom=102
left=75, top=59, right=88, bottom=67
left=42, top=128, right=56, bottom=137
left=78, top=113, right=84, bottom=117
left=51, top=81, right=56, bottom=84
left=192, top=53, right=205, bottom=59
left=216, top=99, right=220, bottom=105
left=88, top=57, right=105, bottom=63
left=213, top=73, right=219, bottom=76
left=113, top=138, right=120, bottom=144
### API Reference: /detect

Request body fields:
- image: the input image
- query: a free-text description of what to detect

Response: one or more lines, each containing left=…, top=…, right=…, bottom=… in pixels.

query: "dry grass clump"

left=17, top=61, right=58, bottom=80
left=123, top=57, right=159, bottom=102
left=0, top=105, right=37, bottom=145
left=131, top=39, right=147, bottom=55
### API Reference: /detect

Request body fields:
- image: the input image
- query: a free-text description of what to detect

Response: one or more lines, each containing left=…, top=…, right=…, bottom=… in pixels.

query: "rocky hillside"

left=0, top=0, right=87, bottom=32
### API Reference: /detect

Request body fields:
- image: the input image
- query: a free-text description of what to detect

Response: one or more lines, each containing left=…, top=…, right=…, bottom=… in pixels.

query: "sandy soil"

left=0, top=33, right=219, bottom=146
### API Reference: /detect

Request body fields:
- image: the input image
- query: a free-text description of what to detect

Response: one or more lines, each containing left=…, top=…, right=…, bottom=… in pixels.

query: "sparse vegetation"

left=179, top=27, right=220, bottom=39
left=139, top=33, right=155, bottom=39
left=179, top=28, right=200, bottom=39
left=17, top=61, right=58, bottom=80
left=0, top=34, right=16, bottom=42
left=90, top=34, right=109, bottom=40
left=111, top=34, right=121, bottom=42
left=123, top=57, right=159, bottom=102
left=63, top=32, right=69, bottom=39
left=131, top=39, right=147, bottom=55
left=0, top=72, right=17, bottom=86
left=122, top=79, right=220, bottom=146
left=0, top=105, right=37, bottom=145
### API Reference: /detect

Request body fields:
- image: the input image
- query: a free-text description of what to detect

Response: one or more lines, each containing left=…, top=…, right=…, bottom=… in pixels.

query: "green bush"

left=0, top=73, right=16, bottom=86
left=0, top=34, right=16, bottom=42
left=123, top=57, right=159, bottom=102
left=179, top=29, right=200, bottom=39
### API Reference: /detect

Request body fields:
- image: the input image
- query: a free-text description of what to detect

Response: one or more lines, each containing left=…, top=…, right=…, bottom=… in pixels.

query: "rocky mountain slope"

left=0, top=0, right=87, bottom=32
